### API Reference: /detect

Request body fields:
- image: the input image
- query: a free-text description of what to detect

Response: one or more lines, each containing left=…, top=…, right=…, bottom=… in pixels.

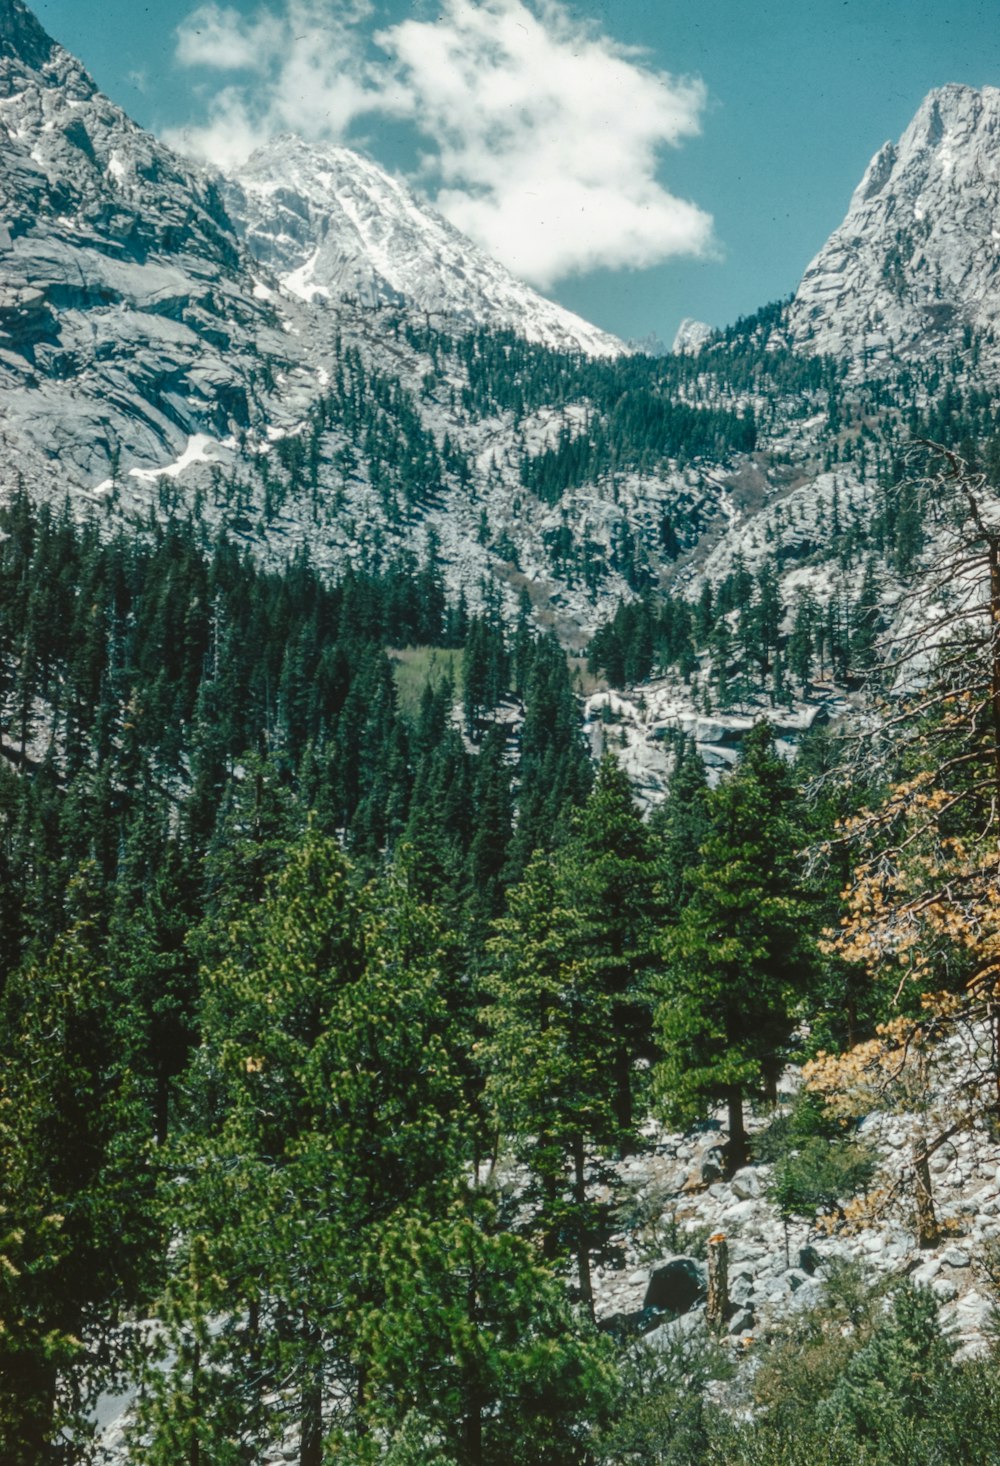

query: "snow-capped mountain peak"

left=225, top=134, right=627, bottom=359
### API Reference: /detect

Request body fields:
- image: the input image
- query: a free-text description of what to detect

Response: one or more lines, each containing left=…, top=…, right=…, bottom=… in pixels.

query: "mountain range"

left=1, top=0, right=999, bottom=653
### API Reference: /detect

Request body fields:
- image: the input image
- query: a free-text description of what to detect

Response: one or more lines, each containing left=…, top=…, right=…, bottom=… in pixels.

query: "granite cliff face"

left=0, top=0, right=691, bottom=632
left=0, top=0, right=284, bottom=481
left=789, top=85, right=1000, bottom=365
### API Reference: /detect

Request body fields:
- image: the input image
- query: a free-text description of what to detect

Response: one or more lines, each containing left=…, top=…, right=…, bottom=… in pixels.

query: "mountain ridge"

left=789, top=83, right=1000, bottom=365
left=225, top=134, right=628, bottom=359
left=3, top=0, right=1000, bottom=660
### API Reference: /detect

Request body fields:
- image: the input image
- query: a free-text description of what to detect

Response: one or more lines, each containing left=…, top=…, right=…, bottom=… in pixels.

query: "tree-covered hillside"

left=6, top=457, right=1000, bottom=1462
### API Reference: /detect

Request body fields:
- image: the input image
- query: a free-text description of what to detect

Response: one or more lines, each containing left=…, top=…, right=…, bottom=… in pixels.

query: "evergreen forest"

left=4, top=468, right=1000, bottom=1466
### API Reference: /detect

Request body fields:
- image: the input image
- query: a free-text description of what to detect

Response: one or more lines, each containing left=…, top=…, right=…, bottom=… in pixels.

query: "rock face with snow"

left=0, top=0, right=690, bottom=630
left=224, top=135, right=627, bottom=359
left=7, top=0, right=1000, bottom=661
left=789, top=85, right=1000, bottom=364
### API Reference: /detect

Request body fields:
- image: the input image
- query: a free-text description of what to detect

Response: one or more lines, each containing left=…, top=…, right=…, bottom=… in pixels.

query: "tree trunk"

left=541, top=1161, right=560, bottom=1261
left=11, top=1358, right=59, bottom=1466
left=190, top=1334, right=201, bottom=1466
left=356, top=1360, right=369, bottom=1436
left=913, top=1137, right=938, bottom=1248
left=154, top=1062, right=170, bottom=1147
left=988, top=538, right=1000, bottom=802
left=464, top=1253, right=483, bottom=1465
left=613, top=1028, right=633, bottom=1151
left=300, top=1375, right=323, bottom=1466
left=299, top=1315, right=323, bottom=1466
left=706, top=1233, right=729, bottom=1333
left=572, top=1133, right=594, bottom=1323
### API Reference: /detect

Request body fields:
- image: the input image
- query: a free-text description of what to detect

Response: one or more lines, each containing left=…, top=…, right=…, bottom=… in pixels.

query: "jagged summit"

left=0, top=0, right=58, bottom=75
left=672, top=318, right=714, bottom=356
left=225, top=134, right=627, bottom=359
left=788, top=84, right=1000, bottom=364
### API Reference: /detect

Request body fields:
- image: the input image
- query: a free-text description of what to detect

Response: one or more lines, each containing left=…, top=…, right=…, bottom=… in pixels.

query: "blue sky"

left=32, top=0, right=1000, bottom=346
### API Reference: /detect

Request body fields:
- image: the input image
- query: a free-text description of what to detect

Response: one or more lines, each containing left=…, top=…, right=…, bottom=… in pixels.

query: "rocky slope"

left=96, top=1047, right=1000, bottom=1460
left=788, top=84, right=1000, bottom=366
left=225, top=135, right=627, bottom=359
left=0, top=0, right=284, bottom=482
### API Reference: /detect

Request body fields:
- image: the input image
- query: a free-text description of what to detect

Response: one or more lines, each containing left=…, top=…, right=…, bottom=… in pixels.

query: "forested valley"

left=4, top=462, right=1000, bottom=1466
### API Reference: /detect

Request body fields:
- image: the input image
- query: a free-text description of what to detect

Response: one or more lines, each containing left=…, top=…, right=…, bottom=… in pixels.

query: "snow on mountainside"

left=788, top=85, right=1000, bottom=365
left=224, top=136, right=627, bottom=359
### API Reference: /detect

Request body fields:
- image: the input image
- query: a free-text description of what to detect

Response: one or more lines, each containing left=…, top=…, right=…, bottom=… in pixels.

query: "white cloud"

left=175, top=3, right=285, bottom=71
left=170, top=0, right=715, bottom=286
left=166, top=0, right=399, bottom=169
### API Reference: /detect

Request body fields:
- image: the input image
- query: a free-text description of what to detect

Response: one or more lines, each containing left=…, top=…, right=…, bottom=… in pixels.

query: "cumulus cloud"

left=166, top=0, right=399, bottom=169
left=169, top=0, right=715, bottom=286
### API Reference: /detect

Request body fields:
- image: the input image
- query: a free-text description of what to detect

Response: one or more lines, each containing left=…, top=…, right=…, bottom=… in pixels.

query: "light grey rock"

left=672, top=318, right=715, bottom=356
left=227, top=137, right=626, bottom=359
left=730, top=1271, right=755, bottom=1306
left=911, top=1257, right=942, bottom=1287
left=730, top=1167, right=764, bottom=1201
left=954, top=1291, right=994, bottom=1328
left=722, top=1200, right=758, bottom=1227
left=727, top=1306, right=755, bottom=1336
left=644, top=1311, right=703, bottom=1350
left=695, top=1148, right=726, bottom=1186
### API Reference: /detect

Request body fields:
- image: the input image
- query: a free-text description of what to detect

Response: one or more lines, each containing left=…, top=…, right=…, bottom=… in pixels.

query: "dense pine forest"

left=4, top=460, right=1000, bottom=1465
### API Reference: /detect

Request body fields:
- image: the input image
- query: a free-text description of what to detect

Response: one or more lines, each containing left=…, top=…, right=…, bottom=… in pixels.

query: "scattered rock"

left=730, top=1167, right=764, bottom=1201
left=910, top=1257, right=941, bottom=1287
left=727, top=1306, right=755, bottom=1335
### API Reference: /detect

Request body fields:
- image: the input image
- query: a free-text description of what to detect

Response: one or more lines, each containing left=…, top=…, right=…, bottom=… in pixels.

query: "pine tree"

left=482, top=853, right=617, bottom=1318
left=650, top=735, right=711, bottom=914
left=349, top=1192, right=617, bottom=1466
left=654, top=724, right=818, bottom=1169
left=560, top=755, right=662, bottom=1142
left=145, top=833, right=470, bottom=1460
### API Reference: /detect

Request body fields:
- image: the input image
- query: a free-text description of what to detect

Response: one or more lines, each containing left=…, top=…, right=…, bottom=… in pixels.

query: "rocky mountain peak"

left=672, top=317, right=715, bottom=355
left=788, top=83, right=1000, bottom=366
left=0, top=0, right=58, bottom=74
left=225, top=134, right=628, bottom=358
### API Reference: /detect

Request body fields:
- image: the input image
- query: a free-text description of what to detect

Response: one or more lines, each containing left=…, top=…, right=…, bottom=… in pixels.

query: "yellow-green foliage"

left=389, top=646, right=464, bottom=718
